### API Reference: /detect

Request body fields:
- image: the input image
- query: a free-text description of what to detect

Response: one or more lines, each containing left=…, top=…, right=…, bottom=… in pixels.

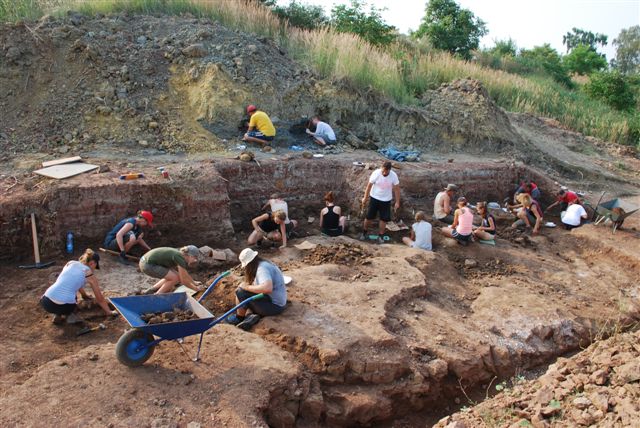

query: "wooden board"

left=42, top=156, right=82, bottom=168
left=34, top=163, right=98, bottom=179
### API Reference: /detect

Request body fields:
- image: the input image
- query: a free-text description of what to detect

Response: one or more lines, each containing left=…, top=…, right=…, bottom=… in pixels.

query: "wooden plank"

left=34, top=163, right=98, bottom=179
left=42, top=156, right=82, bottom=168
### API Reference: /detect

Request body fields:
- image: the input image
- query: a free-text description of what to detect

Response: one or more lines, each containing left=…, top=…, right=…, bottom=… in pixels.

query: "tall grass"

left=0, top=0, right=637, bottom=146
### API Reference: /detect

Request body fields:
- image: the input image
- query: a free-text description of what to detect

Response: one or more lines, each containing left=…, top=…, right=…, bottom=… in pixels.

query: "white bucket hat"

left=239, top=248, right=258, bottom=268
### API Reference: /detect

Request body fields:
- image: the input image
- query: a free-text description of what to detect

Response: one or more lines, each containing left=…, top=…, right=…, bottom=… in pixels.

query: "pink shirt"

left=456, top=207, right=474, bottom=235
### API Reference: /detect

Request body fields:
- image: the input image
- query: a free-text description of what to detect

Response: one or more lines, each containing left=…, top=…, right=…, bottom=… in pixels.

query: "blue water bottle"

left=66, top=231, right=74, bottom=254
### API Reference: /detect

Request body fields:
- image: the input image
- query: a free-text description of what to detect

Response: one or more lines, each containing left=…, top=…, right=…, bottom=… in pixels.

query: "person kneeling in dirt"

left=361, top=161, right=401, bottom=244
left=306, top=116, right=337, bottom=146
left=402, top=211, right=432, bottom=250
left=511, top=194, right=543, bottom=235
left=473, top=201, right=497, bottom=241
left=441, top=197, right=474, bottom=246
left=40, top=249, right=116, bottom=325
left=226, top=248, right=287, bottom=331
left=243, top=104, right=276, bottom=146
left=139, top=246, right=203, bottom=294
left=248, top=210, right=294, bottom=249
left=560, top=200, right=588, bottom=230
left=545, top=188, right=579, bottom=214
left=103, top=210, right=153, bottom=262
left=320, top=191, right=347, bottom=236
left=262, top=194, right=298, bottom=231
left=433, top=184, right=457, bottom=225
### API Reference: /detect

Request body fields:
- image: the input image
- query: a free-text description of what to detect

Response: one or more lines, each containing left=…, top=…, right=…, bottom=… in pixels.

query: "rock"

left=137, top=35, right=147, bottom=45
left=182, top=43, right=207, bottom=58
left=426, top=358, right=448, bottom=379
left=540, top=404, right=561, bottom=417
left=590, top=369, right=608, bottom=385
left=186, top=423, right=201, bottom=428
left=88, top=353, right=99, bottom=361
left=138, top=140, right=149, bottom=147
left=534, top=385, right=554, bottom=405
left=444, top=422, right=467, bottom=428
left=614, top=360, right=640, bottom=383
left=6, top=46, right=22, bottom=62
left=148, top=121, right=159, bottom=129
left=57, top=145, right=69, bottom=154
left=572, top=396, right=591, bottom=409
left=150, top=418, right=177, bottom=428
left=464, top=259, right=477, bottom=268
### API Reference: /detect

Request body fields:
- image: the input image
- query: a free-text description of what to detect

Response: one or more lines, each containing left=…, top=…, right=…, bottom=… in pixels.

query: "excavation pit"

left=1, top=158, right=639, bottom=427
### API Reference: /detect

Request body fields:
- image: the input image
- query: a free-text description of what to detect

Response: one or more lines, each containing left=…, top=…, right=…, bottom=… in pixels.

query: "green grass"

left=1, top=0, right=637, bottom=147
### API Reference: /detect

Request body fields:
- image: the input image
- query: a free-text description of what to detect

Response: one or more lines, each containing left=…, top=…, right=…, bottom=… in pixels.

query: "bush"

left=563, top=44, right=607, bottom=76
left=584, top=71, right=636, bottom=111
left=272, top=0, right=328, bottom=31
left=330, top=0, right=396, bottom=46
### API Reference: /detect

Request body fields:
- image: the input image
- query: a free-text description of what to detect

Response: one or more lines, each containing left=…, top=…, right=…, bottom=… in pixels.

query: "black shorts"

left=322, top=227, right=344, bottom=237
left=236, top=289, right=285, bottom=316
left=366, top=197, right=392, bottom=222
left=260, top=220, right=293, bottom=234
left=40, top=296, right=76, bottom=315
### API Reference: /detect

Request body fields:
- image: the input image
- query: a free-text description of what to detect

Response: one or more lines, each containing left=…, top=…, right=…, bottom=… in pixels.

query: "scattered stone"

left=572, top=396, right=591, bottom=409
left=463, top=259, right=477, bottom=268
left=88, top=353, right=99, bottom=361
left=590, top=369, right=608, bottom=385
left=182, top=43, right=207, bottom=57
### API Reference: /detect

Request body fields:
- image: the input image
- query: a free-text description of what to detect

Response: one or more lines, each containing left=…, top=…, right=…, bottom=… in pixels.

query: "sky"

left=275, top=0, right=640, bottom=60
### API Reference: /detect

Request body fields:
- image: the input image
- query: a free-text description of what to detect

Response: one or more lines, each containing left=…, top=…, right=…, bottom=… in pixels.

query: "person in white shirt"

left=402, top=211, right=432, bottom=250
left=262, top=194, right=297, bottom=228
left=306, top=116, right=337, bottom=146
left=561, top=200, right=588, bottom=230
left=361, top=161, right=400, bottom=244
left=40, top=248, right=116, bottom=325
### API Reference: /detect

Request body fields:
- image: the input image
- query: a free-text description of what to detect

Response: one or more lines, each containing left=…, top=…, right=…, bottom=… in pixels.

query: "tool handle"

left=30, top=213, right=41, bottom=264
left=198, top=270, right=231, bottom=303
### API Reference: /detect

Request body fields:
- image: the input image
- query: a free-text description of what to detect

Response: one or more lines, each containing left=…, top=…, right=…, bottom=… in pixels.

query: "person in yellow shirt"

left=243, top=104, right=276, bottom=146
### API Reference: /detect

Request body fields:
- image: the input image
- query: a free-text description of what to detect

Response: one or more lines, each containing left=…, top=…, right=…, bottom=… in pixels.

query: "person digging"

left=360, top=161, right=400, bottom=244
left=242, top=104, right=276, bottom=147
left=226, top=248, right=287, bottom=331
left=103, top=210, right=153, bottom=263
left=40, top=249, right=117, bottom=325
left=139, top=246, right=203, bottom=294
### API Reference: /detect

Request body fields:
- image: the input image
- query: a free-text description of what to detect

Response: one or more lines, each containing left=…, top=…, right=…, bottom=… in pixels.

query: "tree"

left=272, top=1, right=328, bottom=30
left=562, top=27, right=607, bottom=54
left=613, top=25, right=640, bottom=75
left=330, top=0, right=397, bottom=46
left=563, top=44, right=608, bottom=75
left=490, top=38, right=517, bottom=57
left=519, top=44, right=573, bottom=87
left=584, top=70, right=636, bottom=111
left=413, top=0, right=487, bottom=60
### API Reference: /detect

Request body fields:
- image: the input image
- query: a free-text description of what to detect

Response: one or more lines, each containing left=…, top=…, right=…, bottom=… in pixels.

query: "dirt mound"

left=435, top=329, right=640, bottom=428
left=301, top=243, right=371, bottom=266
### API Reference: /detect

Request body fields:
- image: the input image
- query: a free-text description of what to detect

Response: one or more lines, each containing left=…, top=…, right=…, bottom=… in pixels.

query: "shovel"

left=77, top=323, right=106, bottom=336
left=19, top=213, right=54, bottom=269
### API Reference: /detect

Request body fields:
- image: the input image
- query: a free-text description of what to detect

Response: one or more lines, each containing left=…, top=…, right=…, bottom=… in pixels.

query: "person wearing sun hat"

left=139, top=245, right=203, bottom=294
left=103, top=210, right=154, bottom=262
left=40, top=248, right=116, bottom=325
left=226, top=248, right=287, bottom=331
left=242, top=104, right=276, bottom=146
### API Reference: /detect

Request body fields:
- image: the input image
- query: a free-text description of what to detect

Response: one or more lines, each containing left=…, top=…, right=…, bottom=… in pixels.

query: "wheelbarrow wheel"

left=115, top=329, right=155, bottom=367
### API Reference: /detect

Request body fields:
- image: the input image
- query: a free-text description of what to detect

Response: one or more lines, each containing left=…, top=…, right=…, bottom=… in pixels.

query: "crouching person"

left=402, top=211, right=432, bottom=250
left=139, top=246, right=203, bottom=294
left=227, top=248, right=287, bottom=331
left=40, top=249, right=116, bottom=324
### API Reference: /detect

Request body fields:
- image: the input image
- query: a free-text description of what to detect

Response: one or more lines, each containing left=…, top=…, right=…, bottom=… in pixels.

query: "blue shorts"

left=247, top=130, right=274, bottom=142
left=315, top=132, right=336, bottom=145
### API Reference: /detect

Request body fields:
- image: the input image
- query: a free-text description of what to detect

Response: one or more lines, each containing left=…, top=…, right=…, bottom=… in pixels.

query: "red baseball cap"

left=246, top=104, right=257, bottom=113
left=139, top=210, right=154, bottom=225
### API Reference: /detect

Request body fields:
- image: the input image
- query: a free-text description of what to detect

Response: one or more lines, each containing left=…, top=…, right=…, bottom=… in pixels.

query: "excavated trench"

left=3, top=159, right=639, bottom=427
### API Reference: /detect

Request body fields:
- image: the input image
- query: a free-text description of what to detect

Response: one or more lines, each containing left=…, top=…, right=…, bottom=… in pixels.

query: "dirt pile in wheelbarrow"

left=300, top=243, right=372, bottom=266
left=141, top=308, right=198, bottom=324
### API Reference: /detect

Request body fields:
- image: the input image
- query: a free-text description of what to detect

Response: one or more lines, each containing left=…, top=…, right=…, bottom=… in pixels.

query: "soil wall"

left=0, top=159, right=553, bottom=261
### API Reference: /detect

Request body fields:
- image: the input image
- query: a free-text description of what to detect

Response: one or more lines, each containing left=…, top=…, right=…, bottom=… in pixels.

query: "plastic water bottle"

left=66, top=231, right=74, bottom=254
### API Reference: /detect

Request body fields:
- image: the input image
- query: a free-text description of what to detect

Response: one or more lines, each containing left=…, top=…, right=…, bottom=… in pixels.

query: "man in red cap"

left=103, top=210, right=153, bottom=262
left=243, top=104, right=276, bottom=146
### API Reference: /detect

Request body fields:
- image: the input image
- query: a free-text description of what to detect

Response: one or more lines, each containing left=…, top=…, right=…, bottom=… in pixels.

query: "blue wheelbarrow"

left=110, top=271, right=262, bottom=367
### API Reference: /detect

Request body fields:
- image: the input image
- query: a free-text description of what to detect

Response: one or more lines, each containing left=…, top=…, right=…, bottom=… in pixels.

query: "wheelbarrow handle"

left=209, top=293, right=265, bottom=327
left=198, top=270, right=231, bottom=303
